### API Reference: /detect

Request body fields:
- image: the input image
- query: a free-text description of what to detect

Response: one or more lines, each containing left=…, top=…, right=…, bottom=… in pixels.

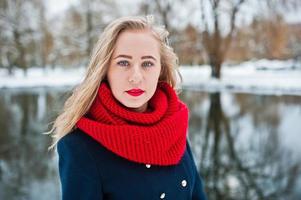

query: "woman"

left=49, top=15, right=207, bottom=200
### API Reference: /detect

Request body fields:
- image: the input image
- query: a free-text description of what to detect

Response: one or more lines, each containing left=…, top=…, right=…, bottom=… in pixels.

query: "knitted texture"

left=76, top=81, right=189, bottom=166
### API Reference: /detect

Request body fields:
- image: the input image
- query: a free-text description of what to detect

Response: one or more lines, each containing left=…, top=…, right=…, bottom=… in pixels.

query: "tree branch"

left=222, top=0, right=246, bottom=56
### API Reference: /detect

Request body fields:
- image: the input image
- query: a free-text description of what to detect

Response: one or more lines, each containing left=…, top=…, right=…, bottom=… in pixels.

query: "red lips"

left=126, top=89, right=145, bottom=96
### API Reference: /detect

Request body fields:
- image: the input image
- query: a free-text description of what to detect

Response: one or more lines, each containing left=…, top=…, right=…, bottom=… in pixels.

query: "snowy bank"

left=1, top=59, right=301, bottom=96
left=0, top=67, right=85, bottom=88
left=180, top=59, right=301, bottom=96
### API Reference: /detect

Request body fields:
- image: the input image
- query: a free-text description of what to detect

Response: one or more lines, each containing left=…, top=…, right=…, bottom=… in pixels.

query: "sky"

left=46, top=0, right=301, bottom=25
left=46, top=0, right=79, bottom=18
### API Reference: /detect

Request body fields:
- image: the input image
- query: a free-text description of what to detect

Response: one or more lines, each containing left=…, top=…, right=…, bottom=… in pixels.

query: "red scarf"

left=76, top=81, right=188, bottom=166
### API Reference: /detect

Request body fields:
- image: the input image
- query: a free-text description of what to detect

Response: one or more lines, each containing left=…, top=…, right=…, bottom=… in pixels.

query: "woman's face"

left=107, top=29, right=161, bottom=112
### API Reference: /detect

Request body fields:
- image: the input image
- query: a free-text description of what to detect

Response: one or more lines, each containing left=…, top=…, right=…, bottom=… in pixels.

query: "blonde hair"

left=46, top=15, right=181, bottom=149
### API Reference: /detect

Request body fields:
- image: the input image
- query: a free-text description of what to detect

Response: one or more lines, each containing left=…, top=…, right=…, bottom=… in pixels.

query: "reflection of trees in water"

left=181, top=91, right=301, bottom=200
left=0, top=91, right=65, bottom=200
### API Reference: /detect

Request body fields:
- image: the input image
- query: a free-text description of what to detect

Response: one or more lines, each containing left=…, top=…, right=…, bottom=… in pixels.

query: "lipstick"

left=126, top=89, right=144, bottom=97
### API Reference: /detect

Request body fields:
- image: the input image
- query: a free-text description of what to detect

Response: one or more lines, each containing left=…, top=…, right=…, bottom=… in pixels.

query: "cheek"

left=107, top=69, right=123, bottom=86
left=147, top=70, right=161, bottom=91
left=107, top=71, right=121, bottom=97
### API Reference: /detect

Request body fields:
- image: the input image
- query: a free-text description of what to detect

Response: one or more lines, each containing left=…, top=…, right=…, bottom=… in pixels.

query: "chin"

left=125, top=103, right=145, bottom=109
left=122, top=101, right=147, bottom=111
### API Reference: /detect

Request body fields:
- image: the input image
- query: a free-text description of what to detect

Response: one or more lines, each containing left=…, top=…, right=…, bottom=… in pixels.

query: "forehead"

left=112, top=29, right=160, bottom=57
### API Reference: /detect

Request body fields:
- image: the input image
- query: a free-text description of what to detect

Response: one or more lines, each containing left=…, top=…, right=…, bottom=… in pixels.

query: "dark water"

left=0, top=87, right=300, bottom=200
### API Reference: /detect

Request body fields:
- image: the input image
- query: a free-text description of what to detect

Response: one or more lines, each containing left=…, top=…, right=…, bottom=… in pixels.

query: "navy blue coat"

left=57, top=129, right=207, bottom=200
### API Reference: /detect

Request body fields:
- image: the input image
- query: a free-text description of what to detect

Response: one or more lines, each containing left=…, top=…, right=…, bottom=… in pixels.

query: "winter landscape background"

left=0, top=0, right=301, bottom=200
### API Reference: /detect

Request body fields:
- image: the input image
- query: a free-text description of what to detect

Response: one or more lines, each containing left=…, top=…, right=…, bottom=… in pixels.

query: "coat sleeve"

left=186, top=140, right=207, bottom=200
left=57, top=135, right=103, bottom=200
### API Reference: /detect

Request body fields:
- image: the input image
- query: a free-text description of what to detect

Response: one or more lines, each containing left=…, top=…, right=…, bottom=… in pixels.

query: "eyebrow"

left=113, top=54, right=132, bottom=59
left=142, top=55, right=157, bottom=61
left=113, top=54, right=157, bottom=61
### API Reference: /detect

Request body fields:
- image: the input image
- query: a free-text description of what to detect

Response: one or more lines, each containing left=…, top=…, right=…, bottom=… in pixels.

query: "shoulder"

left=57, top=129, right=103, bottom=199
left=58, top=128, right=90, bottom=147
left=57, top=129, right=99, bottom=165
left=57, top=128, right=96, bottom=154
left=57, top=129, right=102, bottom=178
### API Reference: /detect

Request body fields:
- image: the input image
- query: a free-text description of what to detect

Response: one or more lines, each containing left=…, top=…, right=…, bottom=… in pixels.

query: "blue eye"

left=117, top=60, right=129, bottom=66
left=142, top=61, right=154, bottom=67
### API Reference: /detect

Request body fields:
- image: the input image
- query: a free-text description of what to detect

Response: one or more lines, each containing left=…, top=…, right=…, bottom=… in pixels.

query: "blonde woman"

left=50, top=15, right=207, bottom=200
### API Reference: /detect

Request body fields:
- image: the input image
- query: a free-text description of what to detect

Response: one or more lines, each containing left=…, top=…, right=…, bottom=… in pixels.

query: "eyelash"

left=142, top=61, right=154, bottom=67
left=117, top=60, right=129, bottom=66
left=117, top=60, right=154, bottom=67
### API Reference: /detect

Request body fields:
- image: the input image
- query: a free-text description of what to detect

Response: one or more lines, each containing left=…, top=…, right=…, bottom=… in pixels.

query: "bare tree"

left=81, top=0, right=119, bottom=58
left=154, top=0, right=172, bottom=31
left=139, top=0, right=174, bottom=32
left=264, top=0, right=301, bottom=61
left=0, top=0, right=28, bottom=75
left=37, top=0, right=53, bottom=70
left=138, top=0, right=196, bottom=36
left=200, top=0, right=246, bottom=78
left=138, top=0, right=204, bottom=66
left=0, top=0, right=41, bottom=76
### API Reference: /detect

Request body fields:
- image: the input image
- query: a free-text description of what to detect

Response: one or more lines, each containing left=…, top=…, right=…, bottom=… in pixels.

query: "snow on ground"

left=0, top=67, right=86, bottom=88
left=180, top=59, right=301, bottom=96
left=1, top=59, right=301, bottom=96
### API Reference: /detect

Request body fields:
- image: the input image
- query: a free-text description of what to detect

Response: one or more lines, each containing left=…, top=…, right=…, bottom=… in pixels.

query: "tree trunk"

left=8, top=67, right=13, bottom=76
left=13, top=29, right=27, bottom=77
left=209, top=58, right=221, bottom=79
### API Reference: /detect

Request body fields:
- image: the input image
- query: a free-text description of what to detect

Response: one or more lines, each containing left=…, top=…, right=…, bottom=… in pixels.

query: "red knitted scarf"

left=76, top=81, right=188, bottom=166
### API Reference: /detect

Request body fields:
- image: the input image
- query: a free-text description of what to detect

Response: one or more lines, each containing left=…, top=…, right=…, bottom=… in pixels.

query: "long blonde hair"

left=46, top=15, right=181, bottom=149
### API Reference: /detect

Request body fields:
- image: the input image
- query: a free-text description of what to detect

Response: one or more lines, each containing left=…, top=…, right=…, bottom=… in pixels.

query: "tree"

left=0, top=0, right=45, bottom=76
left=138, top=0, right=203, bottom=65
left=37, top=0, right=53, bottom=70
left=0, top=0, right=29, bottom=75
left=51, top=0, right=118, bottom=67
left=176, top=24, right=205, bottom=65
left=200, top=0, right=246, bottom=78
left=263, top=0, right=301, bottom=60
left=139, top=0, right=176, bottom=33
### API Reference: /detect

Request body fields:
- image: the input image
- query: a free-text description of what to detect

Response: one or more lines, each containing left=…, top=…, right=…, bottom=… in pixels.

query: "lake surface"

left=0, top=87, right=300, bottom=200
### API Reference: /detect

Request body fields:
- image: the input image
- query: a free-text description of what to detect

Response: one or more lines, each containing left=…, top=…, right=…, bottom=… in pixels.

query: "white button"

left=146, top=164, right=151, bottom=168
left=181, top=180, right=187, bottom=187
left=160, top=192, right=165, bottom=199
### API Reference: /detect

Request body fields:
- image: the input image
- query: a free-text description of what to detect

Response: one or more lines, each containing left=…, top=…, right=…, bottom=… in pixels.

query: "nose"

left=129, top=64, right=143, bottom=84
